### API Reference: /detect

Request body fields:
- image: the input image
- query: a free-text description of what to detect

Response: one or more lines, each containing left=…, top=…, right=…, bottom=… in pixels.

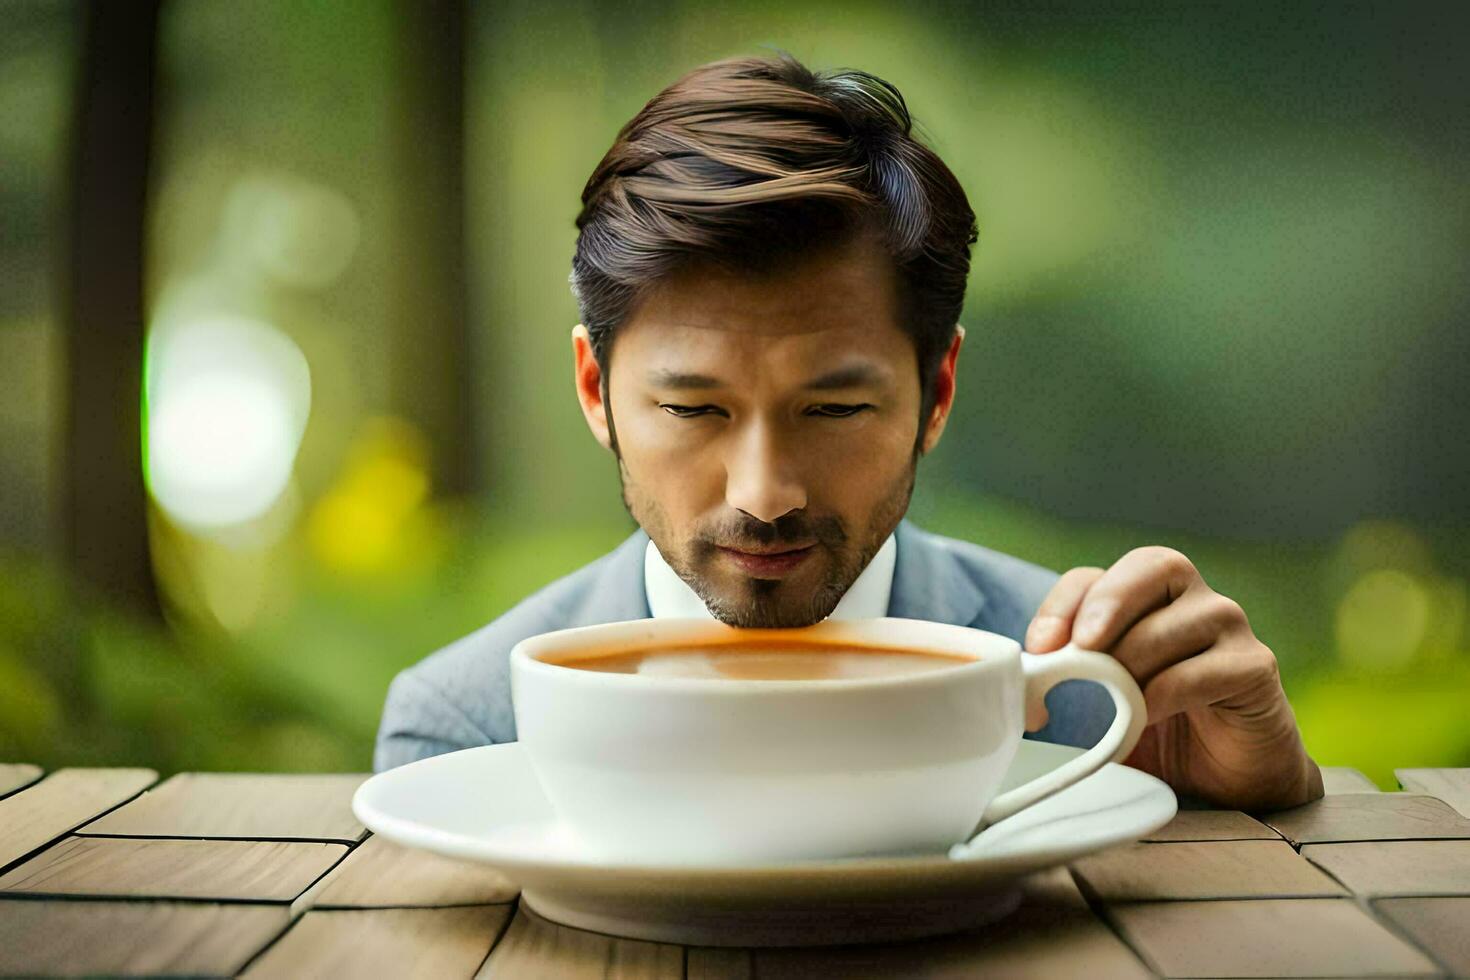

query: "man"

left=375, top=53, right=1323, bottom=811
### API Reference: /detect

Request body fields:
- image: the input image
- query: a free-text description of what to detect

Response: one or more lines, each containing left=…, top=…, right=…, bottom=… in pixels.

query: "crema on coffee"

left=556, top=640, right=973, bottom=681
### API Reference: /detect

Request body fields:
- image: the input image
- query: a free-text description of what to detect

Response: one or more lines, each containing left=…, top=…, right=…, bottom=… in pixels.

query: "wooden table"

left=1, top=762, right=1467, bottom=978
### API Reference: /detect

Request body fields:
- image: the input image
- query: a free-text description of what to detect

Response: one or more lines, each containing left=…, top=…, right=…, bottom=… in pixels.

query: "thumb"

left=1026, top=566, right=1105, bottom=652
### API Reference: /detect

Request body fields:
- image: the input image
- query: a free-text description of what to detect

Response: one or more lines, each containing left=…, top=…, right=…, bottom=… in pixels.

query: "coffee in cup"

left=557, top=640, right=972, bottom=680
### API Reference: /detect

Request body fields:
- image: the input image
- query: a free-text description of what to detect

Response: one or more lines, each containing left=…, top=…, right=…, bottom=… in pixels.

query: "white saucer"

left=353, top=739, right=1176, bottom=946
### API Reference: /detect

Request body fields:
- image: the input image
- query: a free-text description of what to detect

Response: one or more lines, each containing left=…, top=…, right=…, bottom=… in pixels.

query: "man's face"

left=574, top=233, right=959, bottom=628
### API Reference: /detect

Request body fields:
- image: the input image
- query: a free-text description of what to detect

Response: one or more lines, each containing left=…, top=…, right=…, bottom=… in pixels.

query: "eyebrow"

left=804, top=363, right=888, bottom=390
left=647, top=363, right=888, bottom=391
left=646, top=369, right=724, bottom=390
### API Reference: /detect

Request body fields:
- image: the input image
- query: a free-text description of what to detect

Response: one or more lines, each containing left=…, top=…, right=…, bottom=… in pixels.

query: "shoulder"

left=374, top=528, right=648, bottom=769
left=901, top=521, right=1060, bottom=639
left=937, top=531, right=1060, bottom=610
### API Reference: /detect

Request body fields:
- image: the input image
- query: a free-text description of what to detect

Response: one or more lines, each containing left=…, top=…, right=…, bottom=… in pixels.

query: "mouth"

left=716, top=543, right=816, bottom=578
left=720, top=542, right=817, bottom=556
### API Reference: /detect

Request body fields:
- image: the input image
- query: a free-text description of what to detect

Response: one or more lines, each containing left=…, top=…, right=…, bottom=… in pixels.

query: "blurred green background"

left=2, top=0, right=1466, bottom=786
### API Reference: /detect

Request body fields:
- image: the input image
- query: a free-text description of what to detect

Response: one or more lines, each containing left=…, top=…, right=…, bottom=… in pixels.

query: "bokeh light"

left=1335, top=568, right=1432, bottom=671
left=225, top=171, right=362, bottom=290
left=145, top=313, right=311, bottom=529
left=306, top=416, right=444, bottom=578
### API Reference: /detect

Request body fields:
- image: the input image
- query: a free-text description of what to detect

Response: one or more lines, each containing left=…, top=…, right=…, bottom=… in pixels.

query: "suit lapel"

left=569, top=525, right=653, bottom=626
left=887, top=518, right=988, bottom=627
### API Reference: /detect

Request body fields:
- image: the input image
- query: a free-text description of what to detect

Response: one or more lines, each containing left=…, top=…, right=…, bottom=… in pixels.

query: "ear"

left=919, top=324, right=964, bottom=455
left=572, top=324, right=613, bottom=451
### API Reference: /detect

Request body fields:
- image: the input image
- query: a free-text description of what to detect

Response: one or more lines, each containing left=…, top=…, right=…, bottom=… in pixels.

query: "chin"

left=705, top=584, right=843, bottom=630
left=709, top=608, right=827, bottom=630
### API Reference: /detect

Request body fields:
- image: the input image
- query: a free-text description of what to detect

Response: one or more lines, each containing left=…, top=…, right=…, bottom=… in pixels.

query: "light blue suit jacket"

left=373, top=518, right=1116, bottom=772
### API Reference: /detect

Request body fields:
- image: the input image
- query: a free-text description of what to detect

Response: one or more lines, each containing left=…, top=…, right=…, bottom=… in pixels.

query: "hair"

left=569, top=51, right=978, bottom=429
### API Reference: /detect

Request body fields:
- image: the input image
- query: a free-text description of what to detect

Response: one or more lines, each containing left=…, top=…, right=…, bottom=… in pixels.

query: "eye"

left=660, top=404, right=725, bottom=418
left=807, top=403, right=873, bottom=418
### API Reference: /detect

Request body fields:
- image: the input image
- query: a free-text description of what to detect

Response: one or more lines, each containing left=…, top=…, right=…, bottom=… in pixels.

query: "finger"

left=1072, top=546, right=1203, bottom=652
left=1111, top=589, right=1251, bottom=687
left=1140, top=640, right=1282, bottom=726
left=1025, top=566, right=1105, bottom=652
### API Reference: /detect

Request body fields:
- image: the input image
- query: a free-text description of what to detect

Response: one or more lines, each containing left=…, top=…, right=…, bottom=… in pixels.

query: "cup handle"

left=961, top=643, right=1148, bottom=844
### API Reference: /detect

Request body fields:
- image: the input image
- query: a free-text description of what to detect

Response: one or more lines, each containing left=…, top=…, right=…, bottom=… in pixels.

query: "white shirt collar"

left=644, top=531, right=897, bottom=621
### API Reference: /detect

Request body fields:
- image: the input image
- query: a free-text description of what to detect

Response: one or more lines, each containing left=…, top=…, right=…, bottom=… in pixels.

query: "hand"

left=1025, top=546, right=1324, bottom=811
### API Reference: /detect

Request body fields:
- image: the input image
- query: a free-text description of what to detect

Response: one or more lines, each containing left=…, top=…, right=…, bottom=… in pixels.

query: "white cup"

left=509, top=616, right=1147, bottom=865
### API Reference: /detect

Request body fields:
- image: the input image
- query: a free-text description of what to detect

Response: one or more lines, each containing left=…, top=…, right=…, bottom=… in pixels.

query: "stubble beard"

left=616, top=454, right=917, bottom=629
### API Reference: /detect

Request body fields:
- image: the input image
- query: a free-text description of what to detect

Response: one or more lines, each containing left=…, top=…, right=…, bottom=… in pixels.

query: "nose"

left=724, top=420, right=808, bottom=524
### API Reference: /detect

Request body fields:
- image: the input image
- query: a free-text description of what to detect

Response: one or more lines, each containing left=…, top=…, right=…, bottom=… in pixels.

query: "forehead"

left=614, top=233, right=913, bottom=370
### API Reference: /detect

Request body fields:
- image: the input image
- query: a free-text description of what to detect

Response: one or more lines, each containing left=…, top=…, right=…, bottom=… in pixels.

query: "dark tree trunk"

left=58, top=0, right=164, bottom=617
left=389, top=0, right=478, bottom=499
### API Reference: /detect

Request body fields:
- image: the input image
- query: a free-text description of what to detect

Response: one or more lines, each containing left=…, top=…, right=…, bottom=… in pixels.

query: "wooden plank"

left=0, top=897, right=288, bottom=977
left=1071, top=840, right=1345, bottom=902
left=0, top=835, right=347, bottom=901
left=241, top=905, right=511, bottom=979
left=1374, top=896, right=1470, bottom=976
left=476, top=904, right=683, bottom=978
left=1108, top=897, right=1440, bottom=977
left=80, top=772, right=368, bottom=842
left=292, top=832, right=517, bottom=915
left=687, top=947, right=753, bottom=980
left=752, top=867, right=1149, bottom=980
left=1321, top=766, right=1381, bottom=794
left=0, top=764, right=42, bottom=799
left=1262, top=792, right=1470, bottom=846
left=1020, top=864, right=1091, bottom=909
left=0, top=768, right=156, bottom=871
left=754, top=903, right=1150, bottom=979
left=1139, top=808, right=1281, bottom=842
left=1397, top=768, right=1470, bottom=817
left=1303, top=840, right=1470, bottom=896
